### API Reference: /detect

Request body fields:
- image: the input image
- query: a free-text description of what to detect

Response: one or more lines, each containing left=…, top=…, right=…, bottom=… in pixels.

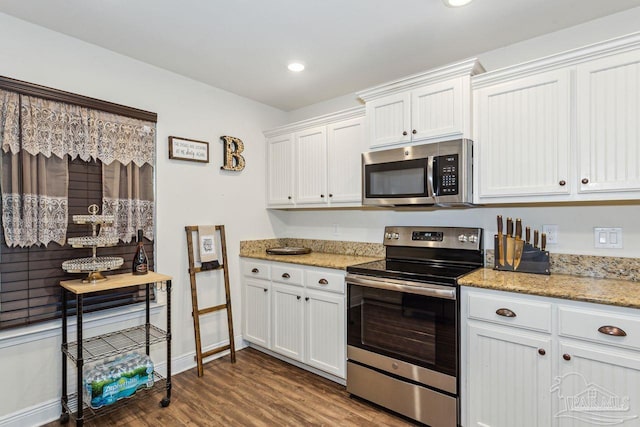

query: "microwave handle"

left=427, top=156, right=435, bottom=198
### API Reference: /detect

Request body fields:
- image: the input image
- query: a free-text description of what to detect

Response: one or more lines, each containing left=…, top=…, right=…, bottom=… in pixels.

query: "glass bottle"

left=132, top=229, right=149, bottom=275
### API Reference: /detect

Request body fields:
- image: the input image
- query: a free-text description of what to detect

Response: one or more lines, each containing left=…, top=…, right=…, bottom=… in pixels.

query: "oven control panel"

left=384, top=226, right=482, bottom=250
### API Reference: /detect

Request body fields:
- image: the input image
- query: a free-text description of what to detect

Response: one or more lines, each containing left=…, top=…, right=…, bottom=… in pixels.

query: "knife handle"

left=506, top=217, right=513, bottom=237
left=541, top=233, right=547, bottom=251
left=497, top=215, right=503, bottom=234
left=515, top=218, right=522, bottom=239
left=525, top=226, right=531, bottom=244
left=534, top=230, right=539, bottom=248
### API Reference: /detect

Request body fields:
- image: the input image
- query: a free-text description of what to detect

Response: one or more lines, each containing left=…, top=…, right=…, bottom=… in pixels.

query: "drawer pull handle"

left=538, top=348, right=546, bottom=356
left=251, top=268, right=259, bottom=273
left=282, top=273, right=290, bottom=279
left=598, top=325, right=627, bottom=337
left=318, top=278, right=329, bottom=285
left=563, top=354, right=571, bottom=361
left=496, top=308, right=516, bottom=318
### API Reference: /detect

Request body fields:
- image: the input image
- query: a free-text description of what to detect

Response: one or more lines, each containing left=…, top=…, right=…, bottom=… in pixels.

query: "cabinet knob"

left=263, top=288, right=268, bottom=293
left=251, top=268, right=259, bottom=273
left=288, top=196, right=292, bottom=200
left=538, top=348, right=546, bottom=356
left=305, top=297, right=309, bottom=301
left=559, top=180, right=566, bottom=186
left=563, top=354, right=571, bottom=361
left=581, top=178, right=589, bottom=184
left=412, top=129, right=417, bottom=134
left=402, top=131, right=408, bottom=136
left=320, top=194, right=325, bottom=198
left=282, top=273, right=290, bottom=279
left=598, top=325, right=627, bottom=337
left=329, top=194, right=333, bottom=198
left=318, top=278, right=328, bottom=285
left=296, top=295, right=301, bottom=300
left=496, top=308, right=516, bottom=318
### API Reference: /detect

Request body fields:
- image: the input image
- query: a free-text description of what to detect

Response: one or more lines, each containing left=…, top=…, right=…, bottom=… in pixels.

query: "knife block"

left=494, top=235, right=550, bottom=275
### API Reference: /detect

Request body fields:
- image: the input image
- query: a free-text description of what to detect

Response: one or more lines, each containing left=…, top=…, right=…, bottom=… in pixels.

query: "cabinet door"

left=327, top=117, right=365, bottom=205
left=243, top=279, right=270, bottom=347
left=467, top=323, right=552, bottom=427
left=365, top=92, right=411, bottom=149
left=266, top=134, right=294, bottom=206
left=577, top=50, right=640, bottom=196
left=272, top=283, right=305, bottom=361
left=556, top=341, right=640, bottom=427
left=305, top=289, right=345, bottom=378
left=474, top=70, right=571, bottom=202
left=411, top=78, right=463, bottom=141
left=295, top=126, right=327, bottom=205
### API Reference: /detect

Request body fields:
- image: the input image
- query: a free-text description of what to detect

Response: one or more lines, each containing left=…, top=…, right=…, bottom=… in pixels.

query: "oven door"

left=346, top=274, right=457, bottom=389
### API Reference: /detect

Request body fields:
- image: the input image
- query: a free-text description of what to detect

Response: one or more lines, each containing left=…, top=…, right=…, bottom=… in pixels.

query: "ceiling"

left=1, top=0, right=639, bottom=111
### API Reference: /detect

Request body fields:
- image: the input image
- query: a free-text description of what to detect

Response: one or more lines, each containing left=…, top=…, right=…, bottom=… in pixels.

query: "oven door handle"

left=346, top=275, right=456, bottom=300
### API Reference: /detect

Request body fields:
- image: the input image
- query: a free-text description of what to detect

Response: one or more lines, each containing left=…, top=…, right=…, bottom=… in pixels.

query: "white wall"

left=0, top=12, right=287, bottom=424
left=277, top=6, right=640, bottom=259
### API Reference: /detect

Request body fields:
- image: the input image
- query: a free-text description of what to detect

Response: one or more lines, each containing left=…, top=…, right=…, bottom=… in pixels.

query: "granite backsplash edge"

left=240, top=239, right=638, bottom=282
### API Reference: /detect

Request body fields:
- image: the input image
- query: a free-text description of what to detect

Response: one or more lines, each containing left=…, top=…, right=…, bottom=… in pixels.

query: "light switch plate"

left=594, top=227, right=623, bottom=249
left=542, top=225, right=558, bottom=244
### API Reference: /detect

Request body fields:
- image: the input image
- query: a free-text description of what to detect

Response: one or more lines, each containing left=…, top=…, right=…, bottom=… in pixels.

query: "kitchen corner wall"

left=280, top=6, right=640, bottom=260
left=0, top=12, right=287, bottom=423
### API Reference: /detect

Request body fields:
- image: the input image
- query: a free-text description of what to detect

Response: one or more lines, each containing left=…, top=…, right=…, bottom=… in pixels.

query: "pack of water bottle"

left=83, top=352, right=154, bottom=409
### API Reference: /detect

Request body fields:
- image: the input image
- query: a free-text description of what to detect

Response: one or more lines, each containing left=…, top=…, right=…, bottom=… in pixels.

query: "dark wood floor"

left=46, top=347, right=416, bottom=426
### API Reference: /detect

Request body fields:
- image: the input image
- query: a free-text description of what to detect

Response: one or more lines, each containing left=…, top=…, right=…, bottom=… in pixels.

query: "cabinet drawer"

left=242, top=261, right=270, bottom=279
left=558, top=306, right=640, bottom=351
left=271, top=264, right=304, bottom=286
left=467, top=293, right=552, bottom=333
left=305, top=269, right=345, bottom=294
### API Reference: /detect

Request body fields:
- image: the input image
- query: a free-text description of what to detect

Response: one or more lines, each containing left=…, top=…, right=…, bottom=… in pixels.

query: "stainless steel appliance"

left=362, top=139, right=473, bottom=207
left=346, top=226, right=483, bottom=427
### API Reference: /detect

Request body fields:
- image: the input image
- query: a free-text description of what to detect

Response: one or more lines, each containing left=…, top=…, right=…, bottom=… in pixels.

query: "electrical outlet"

left=542, top=225, right=558, bottom=244
left=332, top=224, right=339, bottom=236
left=594, top=227, right=623, bottom=249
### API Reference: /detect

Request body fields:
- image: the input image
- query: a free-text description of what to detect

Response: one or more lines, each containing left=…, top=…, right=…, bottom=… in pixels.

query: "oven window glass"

left=365, top=159, right=427, bottom=198
left=348, top=284, right=456, bottom=376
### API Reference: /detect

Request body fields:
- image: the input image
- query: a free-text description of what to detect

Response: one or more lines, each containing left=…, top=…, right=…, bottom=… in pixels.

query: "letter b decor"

left=220, top=135, right=246, bottom=171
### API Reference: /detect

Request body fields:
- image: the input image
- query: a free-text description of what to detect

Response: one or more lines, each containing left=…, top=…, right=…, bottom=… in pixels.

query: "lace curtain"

left=0, top=89, right=155, bottom=247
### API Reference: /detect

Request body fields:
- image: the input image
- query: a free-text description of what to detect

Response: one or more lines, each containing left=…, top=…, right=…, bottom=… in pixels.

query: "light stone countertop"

left=459, top=268, right=640, bottom=309
left=240, top=250, right=381, bottom=270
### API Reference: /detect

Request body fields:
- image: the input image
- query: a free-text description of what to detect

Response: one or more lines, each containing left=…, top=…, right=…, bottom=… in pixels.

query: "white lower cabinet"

left=467, top=324, right=552, bottom=427
left=272, top=282, right=305, bottom=360
left=242, top=259, right=346, bottom=380
left=462, top=286, right=640, bottom=427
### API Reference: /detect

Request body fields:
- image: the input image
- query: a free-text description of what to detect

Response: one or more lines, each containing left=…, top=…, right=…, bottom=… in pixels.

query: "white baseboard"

left=0, top=334, right=246, bottom=427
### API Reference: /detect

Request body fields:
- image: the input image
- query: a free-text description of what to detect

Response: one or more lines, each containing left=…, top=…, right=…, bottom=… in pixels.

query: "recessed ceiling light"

left=288, top=62, right=305, bottom=72
left=442, top=0, right=473, bottom=7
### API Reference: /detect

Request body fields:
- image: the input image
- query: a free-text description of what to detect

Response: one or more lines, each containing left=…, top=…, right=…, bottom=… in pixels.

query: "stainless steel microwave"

left=362, top=139, right=473, bottom=207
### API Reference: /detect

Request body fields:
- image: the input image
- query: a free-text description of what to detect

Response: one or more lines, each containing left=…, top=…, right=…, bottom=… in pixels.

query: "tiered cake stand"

left=62, top=204, right=124, bottom=283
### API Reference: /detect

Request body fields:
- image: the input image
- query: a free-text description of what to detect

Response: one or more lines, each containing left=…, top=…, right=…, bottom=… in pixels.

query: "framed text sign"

left=168, top=136, right=209, bottom=163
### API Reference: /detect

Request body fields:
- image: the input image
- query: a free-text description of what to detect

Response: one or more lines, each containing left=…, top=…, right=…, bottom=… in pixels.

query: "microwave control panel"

left=434, top=154, right=458, bottom=195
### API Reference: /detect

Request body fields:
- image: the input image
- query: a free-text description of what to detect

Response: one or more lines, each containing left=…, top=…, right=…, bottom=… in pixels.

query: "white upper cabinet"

left=296, top=126, right=327, bottom=205
left=473, top=32, right=640, bottom=204
left=358, top=58, right=484, bottom=150
left=327, top=116, right=365, bottom=204
left=264, top=107, right=365, bottom=209
left=577, top=49, right=640, bottom=195
left=365, top=92, right=411, bottom=148
left=266, top=134, right=294, bottom=206
left=474, top=69, right=572, bottom=200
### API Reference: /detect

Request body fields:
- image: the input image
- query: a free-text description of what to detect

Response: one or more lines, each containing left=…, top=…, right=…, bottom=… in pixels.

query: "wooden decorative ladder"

left=185, top=225, right=236, bottom=377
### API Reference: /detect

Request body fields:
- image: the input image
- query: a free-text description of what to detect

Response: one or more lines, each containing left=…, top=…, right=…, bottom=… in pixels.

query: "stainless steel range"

left=346, top=226, right=483, bottom=427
